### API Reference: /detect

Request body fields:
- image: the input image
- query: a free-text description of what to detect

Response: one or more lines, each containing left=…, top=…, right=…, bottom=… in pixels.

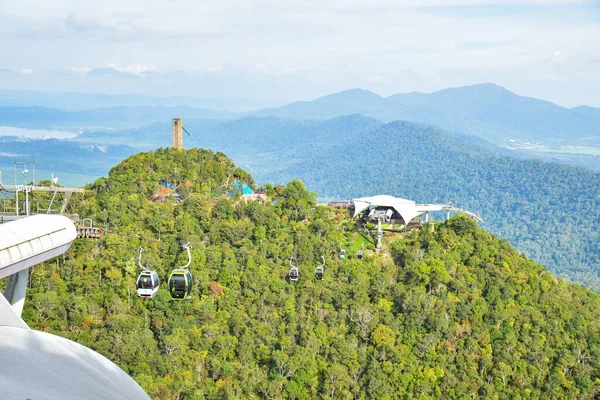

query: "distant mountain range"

left=571, top=105, right=600, bottom=122
left=2, top=83, right=598, bottom=149
left=0, top=105, right=235, bottom=129
left=0, top=89, right=281, bottom=112
left=0, top=138, right=134, bottom=175
left=255, top=84, right=600, bottom=146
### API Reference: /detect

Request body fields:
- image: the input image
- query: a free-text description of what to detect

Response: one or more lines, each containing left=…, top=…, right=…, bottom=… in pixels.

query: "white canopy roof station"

left=0, top=215, right=151, bottom=399
left=0, top=214, right=77, bottom=280
left=352, top=195, right=483, bottom=224
left=0, top=215, right=78, bottom=317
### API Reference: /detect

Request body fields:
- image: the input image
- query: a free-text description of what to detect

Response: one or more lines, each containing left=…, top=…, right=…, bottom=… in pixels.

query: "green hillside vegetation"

left=267, top=120, right=600, bottom=291
left=6, top=114, right=600, bottom=288
left=20, top=148, right=600, bottom=399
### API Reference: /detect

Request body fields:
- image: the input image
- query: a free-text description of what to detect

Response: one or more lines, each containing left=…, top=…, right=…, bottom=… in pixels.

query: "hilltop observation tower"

left=172, top=118, right=183, bottom=149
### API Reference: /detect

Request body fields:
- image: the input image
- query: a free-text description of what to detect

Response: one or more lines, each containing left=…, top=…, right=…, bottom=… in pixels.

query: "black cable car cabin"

left=136, top=270, right=160, bottom=298
left=315, top=255, right=325, bottom=281
left=315, top=266, right=324, bottom=280
left=357, top=250, right=364, bottom=260
left=168, top=269, right=193, bottom=300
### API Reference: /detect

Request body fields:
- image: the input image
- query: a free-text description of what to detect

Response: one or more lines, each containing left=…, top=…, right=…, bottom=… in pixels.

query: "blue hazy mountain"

left=76, top=114, right=384, bottom=154
left=254, top=89, right=394, bottom=120
left=571, top=105, right=600, bottom=122
left=0, top=137, right=136, bottom=175
left=3, top=83, right=599, bottom=148
left=0, top=105, right=235, bottom=129
left=255, top=83, right=600, bottom=146
left=0, top=89, right=280, bottom=112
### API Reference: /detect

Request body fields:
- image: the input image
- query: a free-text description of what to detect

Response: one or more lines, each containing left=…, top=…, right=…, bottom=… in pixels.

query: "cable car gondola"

left=77, top=218, right=103, bottom=239
left=136, top=248, right=160, bottom=298
left=357, top=245, right=364, bottom=260
left=289, top=257, right=299, bottom=282
left=339, top=247, right=346, bottom=259
left=168, top=269, right=193, bottom=300
left=168, top=243, right=193, bottom=300
left=315, top=255, right=325, bottom=280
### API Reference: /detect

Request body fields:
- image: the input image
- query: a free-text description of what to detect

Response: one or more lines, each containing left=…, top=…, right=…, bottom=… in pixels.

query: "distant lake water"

left=0, top=166, right=100, bottom=188
left=0, top=126, right=78, bottom=139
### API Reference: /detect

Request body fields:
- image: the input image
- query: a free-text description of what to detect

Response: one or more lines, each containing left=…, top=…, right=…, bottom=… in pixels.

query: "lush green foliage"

left=78, top=115, right=600, bottom=291
left=20, top=148, right=600, bottom=399
left=269, top=120, right=600, bottom=291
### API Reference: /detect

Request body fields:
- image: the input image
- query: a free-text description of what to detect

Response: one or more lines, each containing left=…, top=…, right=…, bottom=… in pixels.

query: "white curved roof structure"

left=352, top=195, right=437, bottom=224
left=0, top=325, right=151, bottom=399
left=0, top=215, right=77, bottom=279
left=0, top=215, right=151, bottom=399
left=352, top=195, right=483, bottom=223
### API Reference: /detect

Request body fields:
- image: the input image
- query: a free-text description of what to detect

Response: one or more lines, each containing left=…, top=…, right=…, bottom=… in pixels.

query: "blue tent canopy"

left=232, top=182, right=253, bottom=196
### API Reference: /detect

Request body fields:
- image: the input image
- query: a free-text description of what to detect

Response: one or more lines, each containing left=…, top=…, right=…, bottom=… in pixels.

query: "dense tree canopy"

left=267, top=120, right=600, bottom=291
left=19, top=148, right=600, bottom=399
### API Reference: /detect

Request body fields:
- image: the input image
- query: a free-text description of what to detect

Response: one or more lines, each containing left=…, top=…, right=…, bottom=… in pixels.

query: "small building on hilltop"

left=351, top=195, right=482, bottom=250
left=352, top=195, right=482, bottom=228
left=229, top=182, right=267, bottom=202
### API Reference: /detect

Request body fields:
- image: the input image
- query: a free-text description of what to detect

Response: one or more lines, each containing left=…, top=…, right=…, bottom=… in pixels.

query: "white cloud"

left=20, top=68, right=33, bottom=75
left=68, top=67, right=91, bottom=74
left=551, top=51, right=569, bottom=68
left=255, top=64, right=268, bottom=73
left=106, top=63, right=157, bottom=75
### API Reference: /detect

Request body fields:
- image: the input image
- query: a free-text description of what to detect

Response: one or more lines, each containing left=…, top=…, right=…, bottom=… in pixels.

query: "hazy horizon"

left=0, top=81, right=597, bottom=112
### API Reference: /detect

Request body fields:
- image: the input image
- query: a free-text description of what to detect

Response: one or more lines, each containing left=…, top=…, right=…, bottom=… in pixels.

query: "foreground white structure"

left=0, top=215, right=78, bottom=316
left=0, top=215, right=150, bottom=399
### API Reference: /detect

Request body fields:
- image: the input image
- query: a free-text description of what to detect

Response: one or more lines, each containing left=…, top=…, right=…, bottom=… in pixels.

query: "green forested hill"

left=20, top=148, right=600, bottom=399
left=9, top=113, right=600, bottom=289
left=266, top=120, right=600, bottom=291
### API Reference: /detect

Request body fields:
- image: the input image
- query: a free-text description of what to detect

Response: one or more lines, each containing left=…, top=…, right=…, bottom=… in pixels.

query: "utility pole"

left=376, top=218, right=383, bottom=252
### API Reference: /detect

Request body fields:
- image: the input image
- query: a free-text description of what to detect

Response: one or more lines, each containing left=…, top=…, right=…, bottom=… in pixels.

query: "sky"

left=0, top=0, right=599, bottom=108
